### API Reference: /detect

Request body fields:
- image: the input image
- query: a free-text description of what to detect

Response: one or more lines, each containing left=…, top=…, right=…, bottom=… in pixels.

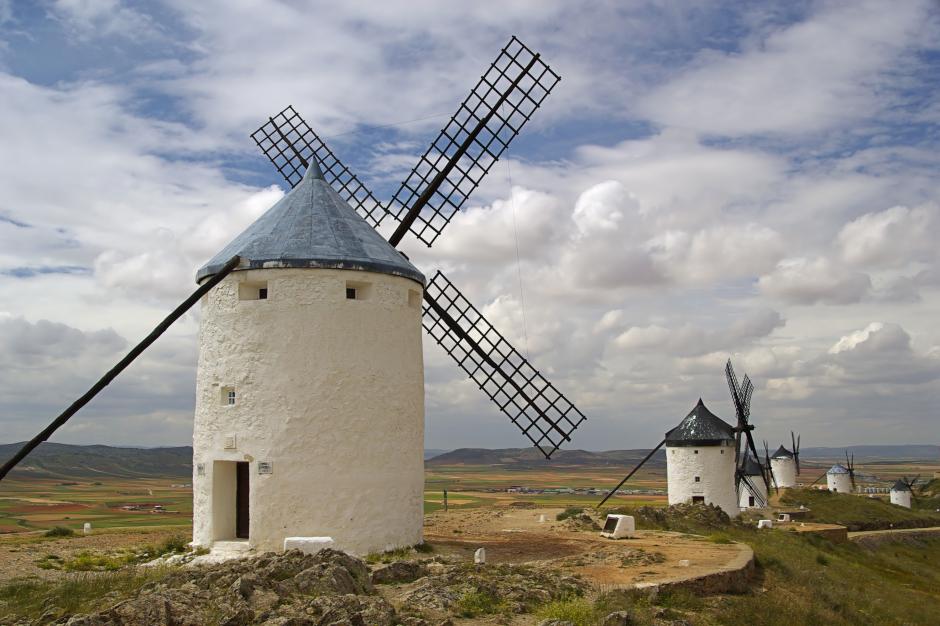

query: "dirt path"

left=424, top=506, right=749, bottom=589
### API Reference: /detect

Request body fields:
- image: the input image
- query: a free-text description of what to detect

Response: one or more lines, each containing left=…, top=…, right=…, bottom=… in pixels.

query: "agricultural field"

left=3, top=457, right=937, bottom=533
left=0, top=477, right=192, bottom=535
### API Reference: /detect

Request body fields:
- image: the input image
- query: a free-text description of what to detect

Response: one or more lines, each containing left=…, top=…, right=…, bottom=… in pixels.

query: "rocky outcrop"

left=58, top=549, right=390, bottom=626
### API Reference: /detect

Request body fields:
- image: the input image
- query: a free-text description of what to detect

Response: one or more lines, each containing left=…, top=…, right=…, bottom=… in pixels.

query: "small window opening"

left=345, top=280, right=372, bottom=301
left=238, top=281, right=269, bottom=301
left=692, top=496, right=705, bottom=504
left=694, top=449, right=699, bottom=454
left=748, top=496, right=755, bottom=506
left=694, top=476, right=701, bottom=483
left=221, top=386, right=236, bottom=406
left=720, top=449, right=724, bottom=454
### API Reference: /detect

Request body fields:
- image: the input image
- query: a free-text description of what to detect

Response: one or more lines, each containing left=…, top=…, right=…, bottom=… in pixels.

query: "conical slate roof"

left=197, top=162, right=425, bottom=285
left=741, top=454, right=764, bottom=476
left=664, top=398, right=736, bottom=446
left=771, top=445, right=793, bottom=459
left=827, top=464, right=850, bottom=475
left=890, top=480, right=911, bottom=492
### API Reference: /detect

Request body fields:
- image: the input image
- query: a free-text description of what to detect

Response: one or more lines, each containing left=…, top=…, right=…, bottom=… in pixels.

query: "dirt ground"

left=424, top=505, right=746, bottom=588
left=0, top=527, right=188, bottom=583
left=0, top=507, right=747, bottom=592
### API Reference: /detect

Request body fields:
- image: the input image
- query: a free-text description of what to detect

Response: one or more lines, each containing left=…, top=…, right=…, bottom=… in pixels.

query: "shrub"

left=455, top=589, right=508, bottom=617
left=413, top=542, right=434, bottom=553
left=44, top=526, right=74, bottom=538
left=535, top=596, right=595, bottom=625
left=556, top=506, right=584, bottom=521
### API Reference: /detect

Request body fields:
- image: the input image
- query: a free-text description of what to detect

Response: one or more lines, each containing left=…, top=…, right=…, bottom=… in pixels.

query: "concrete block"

left=83, top=523, right=92, bottom=535
left=757, top=519, right=773, bottom=529
left=283, top=537, right=334, bottom=554
left=474, top=547, right=486, bottom=564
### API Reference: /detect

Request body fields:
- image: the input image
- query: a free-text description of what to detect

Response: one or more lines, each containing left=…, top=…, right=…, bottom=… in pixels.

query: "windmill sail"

left=251, top=106, right=390, bottom=228
left=387, top=36, right=561, bottom=247
left=423, top=270, right=585, bottom=458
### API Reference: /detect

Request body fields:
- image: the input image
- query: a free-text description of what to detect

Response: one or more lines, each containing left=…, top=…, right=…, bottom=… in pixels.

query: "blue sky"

left=0, top=0, right=939, bottom=451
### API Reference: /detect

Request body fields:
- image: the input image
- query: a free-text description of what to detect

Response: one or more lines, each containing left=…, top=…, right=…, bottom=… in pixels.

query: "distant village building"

left=665, top=399, right=739, bottom=517
left=826, top=464, right=853, bottom=493
left=191, top=163, right=426, bottom=556
left=769, top=445, right=797, bottom=488
left=738, top=454, right=768, bottom=509
left=889, top=480, right=912, bottom=508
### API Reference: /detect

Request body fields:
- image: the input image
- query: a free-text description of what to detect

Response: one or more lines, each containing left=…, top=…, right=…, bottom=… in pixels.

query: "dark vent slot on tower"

left=345, top=281, right=371, bottom=301
left=239, top=281, right=269, bottom=301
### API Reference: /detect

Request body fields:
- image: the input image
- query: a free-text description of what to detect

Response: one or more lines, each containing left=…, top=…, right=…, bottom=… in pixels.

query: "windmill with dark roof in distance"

left=598, top=359, right=769, bottom=515
left=769, top=432, right=800, bottom=488
left=598, top=396, right=740, bottom=516
left=826, top=452, right=856, bottom=493
left=0, top=38, right=588, bottom=557
left=890, top=476, right=919, bottom=508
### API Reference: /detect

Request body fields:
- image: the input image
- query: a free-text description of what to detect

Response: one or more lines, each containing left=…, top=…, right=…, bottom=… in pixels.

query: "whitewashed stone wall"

left=192, top=267, right=425, bottom=555
left=770, top=457, right=797, bottom=488
left=827, top=473, right=853, bottom=493
left=890, top=489, right=911, bottom=508
left=666, top=441, right=738, bottom=517
left=738, top=477, right=768, bottom=509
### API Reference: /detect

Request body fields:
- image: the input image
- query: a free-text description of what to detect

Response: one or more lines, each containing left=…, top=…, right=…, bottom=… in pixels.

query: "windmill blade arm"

left=423, top=271, right=585, bottom=458
left=597, top=439, right=666, bottom=508
left=0, top=256, right=241, bottom=482
left=744, top=430, right=771, bottom=493
left=250, top=106, right=390, bottom=229
left=387, top=36, right=560, bottom=248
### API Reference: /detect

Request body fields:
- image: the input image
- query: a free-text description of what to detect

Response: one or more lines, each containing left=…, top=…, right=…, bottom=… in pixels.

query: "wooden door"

left=235, top=462, right=249, bottom=539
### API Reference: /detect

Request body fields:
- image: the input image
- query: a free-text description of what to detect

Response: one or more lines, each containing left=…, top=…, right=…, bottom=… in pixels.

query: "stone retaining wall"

left=635, top=543, right=755, bottom=595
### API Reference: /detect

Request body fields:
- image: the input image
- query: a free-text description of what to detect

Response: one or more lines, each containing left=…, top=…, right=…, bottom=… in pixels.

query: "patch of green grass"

left=44, top=525, right=75, bottom=537
left=455, top=589, right=510, bottom=617
left=780, top=488, right=940, bottom=531
left=535, top=596, right=595, bottom=625
left=707, top=532, right=734, bottom=544
left=556, top=506, right=585, bottom=521
left=0, top=567, right=171, bottom=623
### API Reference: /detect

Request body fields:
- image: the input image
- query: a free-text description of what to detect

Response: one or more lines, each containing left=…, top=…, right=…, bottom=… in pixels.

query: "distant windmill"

left=598, top=359, right=764, bottom=517
left=825, top=452, right=856, bottom=493
left=890, top=475, right=919, bottom=509
left=0, top=38, right=587, bottom=555
left=769, top=431, right=801, bottom=488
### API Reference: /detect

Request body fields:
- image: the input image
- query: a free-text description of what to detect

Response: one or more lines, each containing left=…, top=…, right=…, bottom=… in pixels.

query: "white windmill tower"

left=190, top=161, right=428, bottom=555
left=890, top=476, right=918, bottom=508
left=769, top=432, right=800, bottom=488
left=190, top=38, right=585, bottom=556
left=663, top=399, right=739, bottom=516
left=826, top=452, right=856, bottom=493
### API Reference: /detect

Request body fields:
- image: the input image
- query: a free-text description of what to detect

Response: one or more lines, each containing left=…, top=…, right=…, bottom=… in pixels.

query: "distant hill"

left=425, top=447, right=667, bottom=469
left=799, top=445, right=940, bottom=462
left=0, top=442, right=192, bottom=479
left=2, top=442, right=934, bottom=480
